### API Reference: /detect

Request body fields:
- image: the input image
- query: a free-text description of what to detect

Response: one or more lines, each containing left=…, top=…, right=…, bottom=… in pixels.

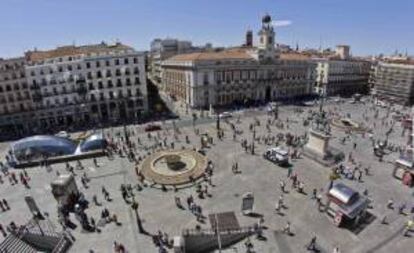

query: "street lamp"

left=251, top=125, right=256, bottom=155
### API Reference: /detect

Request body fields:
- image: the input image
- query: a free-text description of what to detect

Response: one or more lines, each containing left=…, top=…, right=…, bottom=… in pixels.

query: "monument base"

left=303, top=129, right=343, bottom=167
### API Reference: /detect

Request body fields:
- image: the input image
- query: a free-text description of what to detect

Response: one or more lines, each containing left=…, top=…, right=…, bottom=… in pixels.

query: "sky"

left=0, top=0, right=413, bottom=58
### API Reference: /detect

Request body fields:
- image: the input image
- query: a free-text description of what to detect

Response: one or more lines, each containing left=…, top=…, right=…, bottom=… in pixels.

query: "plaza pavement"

left=0, top=98, right=413, bottom=253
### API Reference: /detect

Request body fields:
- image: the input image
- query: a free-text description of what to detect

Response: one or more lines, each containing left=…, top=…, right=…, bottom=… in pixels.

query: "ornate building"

left=0, top=57, right=33, bottom=136
left=373, top=59, right=414, bottom=105
left=314, top=56, right=371, bottom=96
left=0, top=42, right=148, bottom=138
left=25, top=42, right=148, bottom=130
left=161, top=15, right=316, bottom=108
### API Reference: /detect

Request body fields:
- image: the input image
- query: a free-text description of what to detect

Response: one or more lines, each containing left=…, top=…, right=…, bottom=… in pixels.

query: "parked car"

left=145, top=124, right=162, bottom=132
left=56, top=131, right=70, bottom=139
left=219, top=112, right=233, bottom=119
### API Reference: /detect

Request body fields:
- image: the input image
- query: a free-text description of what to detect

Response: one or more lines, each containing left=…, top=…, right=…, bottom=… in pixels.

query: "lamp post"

left=131, top=198, right=144, bottom=234
left=251, top=125, right=256, bottom=155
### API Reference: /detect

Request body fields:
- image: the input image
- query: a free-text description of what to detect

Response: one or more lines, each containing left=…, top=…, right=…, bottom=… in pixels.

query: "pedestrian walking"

left=2, top=199, right=9, bottom=210
left=312, top=188, right=317, bottom=199
left=306, top=234, right=317, bottom=251
left=280, top=180, right=286, bottom=193
left=283, top=221, right=291, bottom=235
left=387, top=198, right=394, bottom=209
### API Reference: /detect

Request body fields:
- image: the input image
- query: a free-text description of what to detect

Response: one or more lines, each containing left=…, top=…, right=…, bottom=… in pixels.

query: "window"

left=124, top=58, right=129, bottom=64
left=125, top=68, right=130, bottom=75
left=0, top=87, right=3, bottom=92
left=135, top=77, right=140, bottom=85
left=126, top=78, right=131, bottom=86
left=96, top=61, right=101, bottom=68
left=86, top=62, right=91, bottom=69
left=77, top=64, right=82, bottom=70
left=6, top=85, right=11, bottom=91
left=116, top=79, right=122, bottom=87
left=58, top=66, right=63, bottom=72
left=88, top=83, right=94, bottom=90
left=97, top=71, right=102, bottom=78
left=62, top=86, right=67, bottom=93
left=115, top=59, right=120, bottom=66
left=203, top=73, right=209, bottom=85
left=107, top=80, right=113, bottom=88
left=98, top=82, right=103, bottom=89
left=115, top=69, right=121, bottom=76
left=30, top=71, right=35, bottom=76
left=14, top=83, right=20, bottom=91
left=133, top=58, right=138, bottom=64
left=134, top=67, right=139, bottom=74
left=106, top=70, right=112, bottom=77
left=87, top=72, right=93, bottom=79
left=68, top=65, right=72, bottom=71
left=106, top=60, right=110, bottom=67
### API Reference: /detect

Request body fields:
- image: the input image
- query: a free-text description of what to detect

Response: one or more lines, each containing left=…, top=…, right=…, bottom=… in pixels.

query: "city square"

left=0, top=1, right=413, bottom=252
left=0, top=97, right=412, bottom=252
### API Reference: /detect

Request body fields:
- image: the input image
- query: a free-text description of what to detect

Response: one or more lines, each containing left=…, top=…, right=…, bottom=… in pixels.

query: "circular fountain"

left=141, top=149, right=207, bottom=185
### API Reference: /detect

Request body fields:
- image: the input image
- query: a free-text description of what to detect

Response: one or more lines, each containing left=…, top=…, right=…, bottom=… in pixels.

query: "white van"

left=263, top=147, right=289, bottom=166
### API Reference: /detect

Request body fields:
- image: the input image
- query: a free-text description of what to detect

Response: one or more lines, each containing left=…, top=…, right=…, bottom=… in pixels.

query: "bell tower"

left=258, top=14, right=275, bottom=51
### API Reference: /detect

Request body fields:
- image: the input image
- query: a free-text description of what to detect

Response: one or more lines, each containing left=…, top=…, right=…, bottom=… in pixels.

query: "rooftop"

left=381, top=59, right=414, bottom=66
left=167, top=48, right=253, bottom=62
left=167, top=47, right=316, bottom=62
left=25, top=42, right=133, bottom=62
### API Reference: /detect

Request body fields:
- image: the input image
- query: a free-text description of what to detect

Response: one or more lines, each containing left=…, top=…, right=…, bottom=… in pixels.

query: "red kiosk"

left=325, top=183, right=369, bottom=227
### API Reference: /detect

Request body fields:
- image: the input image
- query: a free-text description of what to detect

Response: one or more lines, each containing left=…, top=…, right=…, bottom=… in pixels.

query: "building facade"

left=148, top=38, right=194, bottom=89
left=161, top=15, right=315, bottom=109
left=0, top=57, right=33, bottom=135
left=314, top=58, right=371, bottom=96
left=374, top=60, right=414, bottom=105
left=0, top=42, right=148, bottom=137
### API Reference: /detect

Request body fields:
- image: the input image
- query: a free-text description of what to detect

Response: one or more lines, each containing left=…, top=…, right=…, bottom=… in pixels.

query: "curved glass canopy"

left=11, top=135, right=77, bottom=162
left=79, top=132, right=107, bottom=152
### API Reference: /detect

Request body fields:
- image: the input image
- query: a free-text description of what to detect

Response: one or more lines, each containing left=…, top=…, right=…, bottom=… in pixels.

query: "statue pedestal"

left=303, top=129, right=341, bottom=166
left=305, top=129, right=330, bottom=159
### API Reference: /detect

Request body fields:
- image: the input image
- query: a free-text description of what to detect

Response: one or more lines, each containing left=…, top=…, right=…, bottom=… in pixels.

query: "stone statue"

left=312, top=110, right=330, bottom=134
